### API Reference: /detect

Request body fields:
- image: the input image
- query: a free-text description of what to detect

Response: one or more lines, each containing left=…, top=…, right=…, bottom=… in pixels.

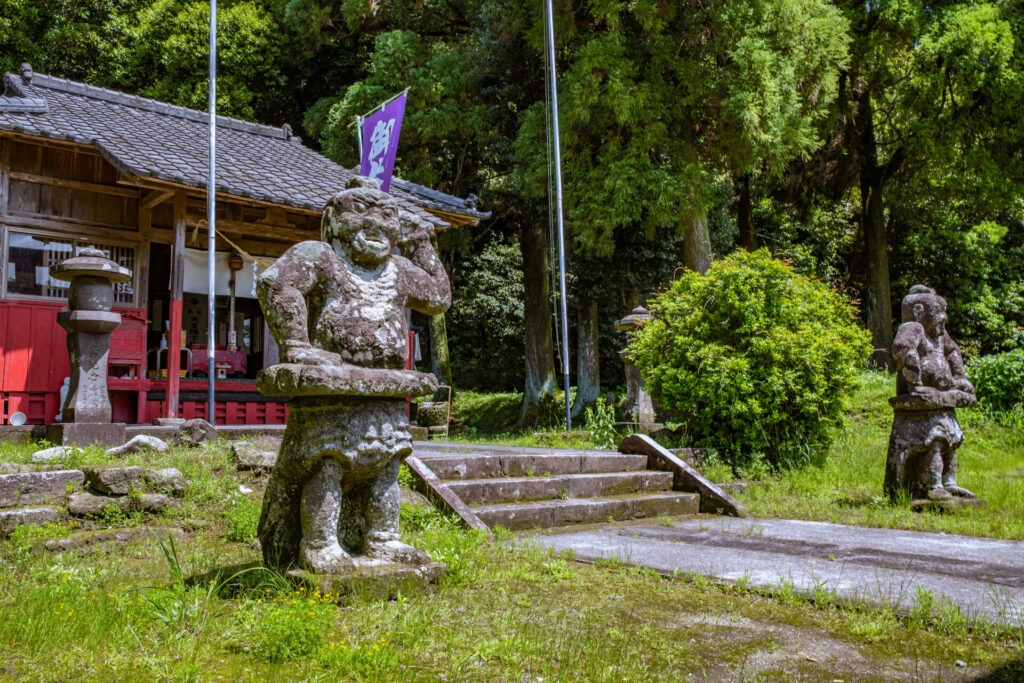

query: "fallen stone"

left=144, top=468, right=188, bottom=495
left=39, top=526, right=187, bottom=554
left=0, top=462, right=33, bottom=474
left=83, top=466, right=144, bottom=495
left=68, top=491, right=130, bottom=517
left=30, top=446, right=80, bottom=464
left=231, top=441, right=277, bottom=471
left=0, top=506, right=61, bottom=534
left=105, top=434, right=169, bottom=457
left=0, top=470, right=84, bottom=506
left=238, top=484, right=254, bottom=495
left=179, top=418, right=218, bottom=446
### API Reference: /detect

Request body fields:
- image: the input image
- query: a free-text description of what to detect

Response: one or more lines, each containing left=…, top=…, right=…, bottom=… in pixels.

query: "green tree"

left=785, top=0, right=1024, bottom=368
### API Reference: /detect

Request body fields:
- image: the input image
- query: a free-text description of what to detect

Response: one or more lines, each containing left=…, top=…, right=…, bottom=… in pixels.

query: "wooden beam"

left=9, top=171, right=140, bottom=199
left=141, top=189, right=174, bottom=210
left=1, top=213, right=141, bottom=242
left=166, top=190, right=187, bottom=420
left=150, top=226, right=290, bottom=257
left=0, top=130, right=103, bottom=155
left=127, top=177, right=323, bottom=215
left=185, top=214, right=318, bottom=244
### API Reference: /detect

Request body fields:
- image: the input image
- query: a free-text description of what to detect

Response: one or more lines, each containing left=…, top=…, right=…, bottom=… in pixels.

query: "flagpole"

left=207, top=0, right=217, bottom=422
left=544, top=0, right=572, bottom=429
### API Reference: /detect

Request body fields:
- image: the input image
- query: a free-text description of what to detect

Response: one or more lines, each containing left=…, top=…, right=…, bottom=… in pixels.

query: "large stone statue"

left=255, top=177, right=449, bottom=573
left=885, top=285, right=977, bottom=505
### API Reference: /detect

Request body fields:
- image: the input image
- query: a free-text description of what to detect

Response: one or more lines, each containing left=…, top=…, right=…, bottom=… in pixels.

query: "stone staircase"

left=405, top=442, right=703, bottom=531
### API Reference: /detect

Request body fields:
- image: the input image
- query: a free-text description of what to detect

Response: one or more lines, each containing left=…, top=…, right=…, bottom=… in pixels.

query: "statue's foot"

left=300, top=540, right=355, bottom=574
left=364, top=539, right=431, bottom=565
left=945, top=484, right=976, bottom=498
left=926, top=487, right=952, bottom=501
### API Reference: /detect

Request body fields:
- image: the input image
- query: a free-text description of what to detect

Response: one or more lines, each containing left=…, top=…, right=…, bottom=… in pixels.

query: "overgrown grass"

left=738, top=371, right=1024, bottom=539
left=1, top=424, right=1022, bottom=678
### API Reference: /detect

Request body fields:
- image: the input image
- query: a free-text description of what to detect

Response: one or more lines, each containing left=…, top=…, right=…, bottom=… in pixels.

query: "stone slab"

left=38, top=526, right=187, bottom=554
left=285, top=560, right=446, bottom=598
left=45, top=422, right=126, bottom=448
left=531, top=517, right=1024, bottom=625
left=415, top=452, right=648, bottom=480
left=0, top=470, right=84, bottom=506
left=0, top=506, right=61, bottom=534
left=445, top=471, right=673, bottom=505
left=403, top=456, right=491, bottom=533
left=144, top=468, right=188, bottom=495
left=474, top=492, right=699, bottom=531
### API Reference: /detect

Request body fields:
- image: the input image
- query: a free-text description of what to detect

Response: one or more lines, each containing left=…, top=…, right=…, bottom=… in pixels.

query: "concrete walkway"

left=531, top=517, right=1024, bottom=625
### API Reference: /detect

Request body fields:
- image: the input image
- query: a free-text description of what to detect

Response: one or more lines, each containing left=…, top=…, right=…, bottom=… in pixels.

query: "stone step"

left=415, top=452, right=648, bottom=480
left=0, top=470, right=84, bottom=507
left=473, top=492, right=699, bottom=531
left=445, top=471, right=673, bottom=505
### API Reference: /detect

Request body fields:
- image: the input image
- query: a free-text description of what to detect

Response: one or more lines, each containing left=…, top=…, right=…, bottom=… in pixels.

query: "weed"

left=585, top=397, right=618, bottom=450
left=223, top=492, right=261, bottom=543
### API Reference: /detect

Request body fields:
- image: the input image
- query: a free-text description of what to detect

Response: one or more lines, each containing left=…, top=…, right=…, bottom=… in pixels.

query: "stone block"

left=68, top=492, right=130, bottom=517
left=409, top=425, right=428, bottom=441
left=0, top=506, right=61, bottom=534
left=45, top=422, right=126, bottom=448
left=416, top=402, right=448, bottom=427
left=0, top=470, right=84, bottom=506
left=138, top=493, right=173, bottom=513
left=144, top=468, right=188, bottom=495
left=232, top=441, right=277, bottom=471
left=286, top=560, right=446, bottom=598
left=0, top=463, right=33, bottom=474
left=84, top=466, right=144, bottom=495
left=180, top=418, right=218, bottom=446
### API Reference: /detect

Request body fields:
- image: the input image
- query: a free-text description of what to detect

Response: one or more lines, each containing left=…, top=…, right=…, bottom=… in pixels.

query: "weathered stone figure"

left=885, top=285, right=977, bottom=503
left=256, top=176, right=449, bottom=573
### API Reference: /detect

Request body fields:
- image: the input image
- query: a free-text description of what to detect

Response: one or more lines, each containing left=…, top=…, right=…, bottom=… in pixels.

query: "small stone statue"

left=255, top=177, right=450, bottom=573
left=885, top=285, right=977, bottom=504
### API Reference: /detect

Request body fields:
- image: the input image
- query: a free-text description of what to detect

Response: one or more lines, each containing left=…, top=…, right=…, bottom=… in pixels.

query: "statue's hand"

left=954, top=378, right=975, bottom=394
left=282, top=342, right=342, bottom=366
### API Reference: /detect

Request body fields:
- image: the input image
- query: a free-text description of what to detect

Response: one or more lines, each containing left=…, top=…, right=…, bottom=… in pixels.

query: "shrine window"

left=3, top=229, right=137, bottom=305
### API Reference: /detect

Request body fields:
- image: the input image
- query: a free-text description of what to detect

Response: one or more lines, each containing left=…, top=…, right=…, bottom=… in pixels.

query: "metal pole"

left=544, top=0, right=572, bottom=429
left=207, top=0, right=217, bottom=423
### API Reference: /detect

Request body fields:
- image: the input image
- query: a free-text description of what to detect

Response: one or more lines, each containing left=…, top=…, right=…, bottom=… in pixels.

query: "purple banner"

left=360, top=92, right=407, bottom=193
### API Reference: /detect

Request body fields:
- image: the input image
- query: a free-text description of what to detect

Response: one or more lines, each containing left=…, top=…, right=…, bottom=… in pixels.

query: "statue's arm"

left=944, top=332, right=975, bottom=393
left=892, top=322, right=924, bottom=390
left=397, top=213, right=451, bottom=316
left=257, top=242, right=340, bottom=364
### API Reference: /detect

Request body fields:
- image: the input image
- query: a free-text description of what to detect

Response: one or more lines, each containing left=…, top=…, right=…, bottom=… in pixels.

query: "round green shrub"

left=968, top=348, right=1024, bottom=412
left=630, top=249, right=871, bottom=469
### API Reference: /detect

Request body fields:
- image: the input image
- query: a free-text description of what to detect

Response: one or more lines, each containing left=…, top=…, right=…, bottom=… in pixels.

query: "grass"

left=0, top=438, right=1020, bottom=679
left=736, top=371, right=1024, bottom=539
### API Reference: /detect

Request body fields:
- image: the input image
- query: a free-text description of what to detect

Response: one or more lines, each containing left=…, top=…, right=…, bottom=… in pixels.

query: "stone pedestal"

left=46, top=422, right=126, bottom=448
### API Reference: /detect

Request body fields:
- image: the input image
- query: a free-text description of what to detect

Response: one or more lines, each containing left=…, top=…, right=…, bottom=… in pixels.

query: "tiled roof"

left=0, top=69, right=489, bottom=228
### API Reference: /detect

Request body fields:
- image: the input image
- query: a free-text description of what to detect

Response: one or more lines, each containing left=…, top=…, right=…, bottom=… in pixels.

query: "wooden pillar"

left=136, top=203, right=153, bottom=423
left=0, top=137, right=9, bottom=217
left=166, top=191, right=187, bottom=419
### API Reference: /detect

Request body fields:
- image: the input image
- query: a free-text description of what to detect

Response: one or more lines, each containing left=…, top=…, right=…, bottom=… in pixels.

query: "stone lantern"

left=45, top=246, right=132, bottom=447
left=614, top=305, right=657, bottom=429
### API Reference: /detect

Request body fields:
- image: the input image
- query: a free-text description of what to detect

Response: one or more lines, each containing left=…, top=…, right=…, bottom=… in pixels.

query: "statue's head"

left=322, top=176, right=400, bottom=267
left=902, top=285, right=947, bottom=337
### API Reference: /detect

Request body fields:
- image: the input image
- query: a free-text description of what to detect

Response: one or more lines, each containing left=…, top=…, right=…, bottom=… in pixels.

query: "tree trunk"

left=683, top=211, right=713, bottom=274
left=857, top=92, right=894, bottom=370
left=429, top=313, right=453, bottom=388
left=737, top=174, right=756, bottom=251
left=570, top=297, right=599, bottom=419
left=519, top=220, right=557, bottom=424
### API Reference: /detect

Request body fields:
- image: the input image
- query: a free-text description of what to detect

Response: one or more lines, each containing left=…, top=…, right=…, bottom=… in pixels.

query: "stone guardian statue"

left=885, top=285, right=977, bottom=505
left=255, top=176, right=450, bottom=573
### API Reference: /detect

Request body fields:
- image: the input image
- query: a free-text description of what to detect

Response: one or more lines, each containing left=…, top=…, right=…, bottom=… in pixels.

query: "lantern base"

left=46, top=422, right=126, bottom=448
